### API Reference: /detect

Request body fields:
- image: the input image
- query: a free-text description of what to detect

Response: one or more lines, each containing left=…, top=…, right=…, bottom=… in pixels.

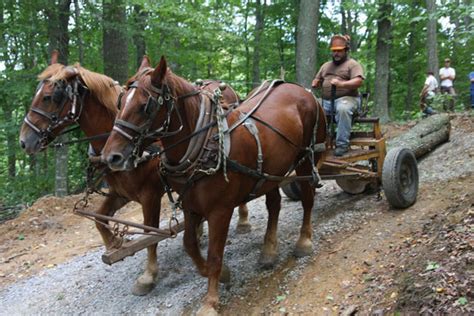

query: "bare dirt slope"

left=0, top=113, right=472, bottom=315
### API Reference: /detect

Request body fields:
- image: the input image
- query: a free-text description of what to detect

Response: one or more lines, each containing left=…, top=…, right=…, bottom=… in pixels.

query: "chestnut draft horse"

left=102, top=56, right=327, bottom=314
left=18, top=53, right=250, bottom=296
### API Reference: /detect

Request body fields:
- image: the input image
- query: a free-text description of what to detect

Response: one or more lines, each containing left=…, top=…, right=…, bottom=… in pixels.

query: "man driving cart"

left=312, top=34, right=365, bottom=157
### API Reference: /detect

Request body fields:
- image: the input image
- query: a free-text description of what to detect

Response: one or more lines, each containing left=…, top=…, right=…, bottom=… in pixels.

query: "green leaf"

left=276, top=295, right=286, bottom=302
left=18, top=234, right=25, bottom=240
left=457, top=297, right=468, bottom=305
left=425, top=262, right=439, bottom=271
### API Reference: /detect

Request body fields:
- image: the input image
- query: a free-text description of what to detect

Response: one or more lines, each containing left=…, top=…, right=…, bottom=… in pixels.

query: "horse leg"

left=95, top=194, right=128, bottom=250
left=132, top=196, right=161, bottom=296
left=294, top=162, right=316, bottom=257
left=183, top=211, right=208, bottom=277
left=259, top=188, right=281, bottom=268
left=197, top=209, right=233, bottom=316
left=235, top=203, right=252, bottom=234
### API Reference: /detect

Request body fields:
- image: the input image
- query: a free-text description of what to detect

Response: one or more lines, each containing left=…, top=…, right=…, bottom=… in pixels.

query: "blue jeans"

left=322, top=96, right=359, bottom=148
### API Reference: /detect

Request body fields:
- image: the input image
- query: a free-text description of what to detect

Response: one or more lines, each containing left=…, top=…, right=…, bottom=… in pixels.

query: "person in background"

left=311, top=34, right=365, bottom=157
left=419, top=70, right=438, bottom=115
left=469, top=71, right=474, bottom=109
left=439, top=58, right=456, bottom=111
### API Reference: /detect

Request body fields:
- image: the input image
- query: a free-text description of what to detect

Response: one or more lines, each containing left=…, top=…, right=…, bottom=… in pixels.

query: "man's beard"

left=332, top=55, right=347, bottom=65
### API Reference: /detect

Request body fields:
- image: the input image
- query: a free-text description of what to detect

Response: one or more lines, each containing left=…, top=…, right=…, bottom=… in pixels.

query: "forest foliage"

left=0, top=0, right=472, bottom=207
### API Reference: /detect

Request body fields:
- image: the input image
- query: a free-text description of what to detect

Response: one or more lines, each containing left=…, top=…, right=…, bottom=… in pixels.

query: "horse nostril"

left=20, top=140, right=26, bottom=149
left=107, top=153, right=124, bottom=166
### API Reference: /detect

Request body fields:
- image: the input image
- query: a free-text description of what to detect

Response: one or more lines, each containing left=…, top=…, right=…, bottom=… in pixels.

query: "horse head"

left=20, top=52, right=122, bottom=155
left=19, top=50, right=85, bottom=154
left=103, top=56, right=185, bottom=171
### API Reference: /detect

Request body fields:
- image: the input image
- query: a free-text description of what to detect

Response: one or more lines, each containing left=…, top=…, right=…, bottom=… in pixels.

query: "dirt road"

left=0, top=113, right=472, bottom=315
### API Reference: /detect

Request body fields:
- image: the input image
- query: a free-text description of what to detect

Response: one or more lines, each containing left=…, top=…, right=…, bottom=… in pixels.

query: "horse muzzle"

left=19, top=133, right=42, bottom=155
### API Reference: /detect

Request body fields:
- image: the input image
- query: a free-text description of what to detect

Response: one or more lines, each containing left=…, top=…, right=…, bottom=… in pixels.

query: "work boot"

left=334, top=146, right=348, bottom=157
left=423, top=106, right=436, bottom=116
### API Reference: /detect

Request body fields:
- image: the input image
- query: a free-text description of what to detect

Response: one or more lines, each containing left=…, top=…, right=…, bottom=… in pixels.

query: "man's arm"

left=330, top=76, right=363, bottom=90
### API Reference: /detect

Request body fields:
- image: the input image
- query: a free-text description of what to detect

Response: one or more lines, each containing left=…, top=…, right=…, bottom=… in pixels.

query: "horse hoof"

left=197, top=305, right=218, bottom=316
left=258, top=253, right=277, bottom=269
left=219, top=264, right=231, bottom=284
left=104, top=237, right=124, bottom=250
left=294, top=243, right=312, bottom=258
left=132, top=281, right=155, bottom=296
left=235, top=223, right=251, bottom=234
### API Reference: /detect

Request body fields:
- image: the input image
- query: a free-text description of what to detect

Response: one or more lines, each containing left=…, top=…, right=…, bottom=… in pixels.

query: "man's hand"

left=330, top=78, right=345, bottom=87
left=311, top=78, right=320, bottom=88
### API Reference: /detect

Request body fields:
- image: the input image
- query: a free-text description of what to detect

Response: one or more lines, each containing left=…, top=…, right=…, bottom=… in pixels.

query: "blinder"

left=144, top=94, right=162, bottom=116
left=52, top=83, right=68, bottom=105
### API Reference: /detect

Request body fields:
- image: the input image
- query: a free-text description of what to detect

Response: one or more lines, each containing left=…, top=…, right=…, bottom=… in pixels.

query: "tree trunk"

left=388, top=114, right=451, bottom=158
left=340, top=0, right=359, bottom=52
left=74, top=0, right=84, bottom=64
left=405, top=3, right=418, bottom=113
left=132, top=4, right=147, bottom=70
left=426, top=0, right=438, bottom=80
left=243, top=1, right=251, bottom=92
left=0, top=3, right=15, bottom=179
left=374, top=0, right=391, bottom=123
left=103, top=0, right=128, bottom=84
left=252, top=0, right=265, bottom=88
left=295, top=0, right=320, bottom=88
left=46, top=0, right=71, bottom=197
left=46, top=0, right=71, bottom=65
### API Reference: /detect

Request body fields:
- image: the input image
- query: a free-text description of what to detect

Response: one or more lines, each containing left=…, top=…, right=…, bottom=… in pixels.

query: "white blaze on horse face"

left=34, top=83, right=44, bottom=101
left=124, top=89, right=136, bottom=109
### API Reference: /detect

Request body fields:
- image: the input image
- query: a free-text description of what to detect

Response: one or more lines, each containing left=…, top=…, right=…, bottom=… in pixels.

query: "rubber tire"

left=335, top=178, right=370, bottom=194
left=382, top=147, right=419, bottom=209
left=281, top=181, right=302, bottom=201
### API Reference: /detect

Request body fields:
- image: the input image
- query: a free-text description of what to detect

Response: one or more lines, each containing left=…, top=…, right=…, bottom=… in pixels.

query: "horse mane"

left=127, top=67, right=195, bottom=99
left=37, top=63, right=65, bottom=81
left=50, top=63, right=121, bottom=115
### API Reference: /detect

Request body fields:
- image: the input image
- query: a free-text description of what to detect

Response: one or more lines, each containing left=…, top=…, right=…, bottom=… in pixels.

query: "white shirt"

left=424, top=75, right=438, bottom=97
left=439, top=67, right=455, bottom=87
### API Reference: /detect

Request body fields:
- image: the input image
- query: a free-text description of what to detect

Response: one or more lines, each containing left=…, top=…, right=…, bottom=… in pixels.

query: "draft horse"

left=18, top=53, right=249, bottom=297
left=102, top=56, right=327, bottom=314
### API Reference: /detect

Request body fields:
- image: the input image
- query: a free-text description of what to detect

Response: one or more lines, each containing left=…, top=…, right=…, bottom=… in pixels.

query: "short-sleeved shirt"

left=439, top=67, right=455, bottom=87
left=424, top=75, right=438, bottom=96
left=314, top=58, right=365, bottom=99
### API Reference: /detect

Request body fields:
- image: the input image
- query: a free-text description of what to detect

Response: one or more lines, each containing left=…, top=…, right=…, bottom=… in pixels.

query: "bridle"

left=112, top=80, right=199, bottom=165
left=24, top=77, right=87, bottom=148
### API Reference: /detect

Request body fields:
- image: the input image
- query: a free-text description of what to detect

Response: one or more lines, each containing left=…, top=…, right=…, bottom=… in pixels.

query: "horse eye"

left=42, top=95, right=52, bottom=102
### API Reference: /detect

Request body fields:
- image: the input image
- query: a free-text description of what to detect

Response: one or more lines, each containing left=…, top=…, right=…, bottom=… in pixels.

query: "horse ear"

left=150, top=56, right=167, bottom=87
left=50, top=50, right=59, bottom=65
left=139, top=55, right=151, bottom=71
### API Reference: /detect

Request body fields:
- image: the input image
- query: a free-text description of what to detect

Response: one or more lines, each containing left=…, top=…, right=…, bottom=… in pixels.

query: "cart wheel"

left=336, top=178, right=370, bottom=194
left=281, top=182, right=301, bottom=200
left=382, top=147, right=419, bottom=209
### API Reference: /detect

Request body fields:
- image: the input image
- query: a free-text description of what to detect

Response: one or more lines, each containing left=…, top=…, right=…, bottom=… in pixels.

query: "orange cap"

left=330, top=35, right=350, bottom=51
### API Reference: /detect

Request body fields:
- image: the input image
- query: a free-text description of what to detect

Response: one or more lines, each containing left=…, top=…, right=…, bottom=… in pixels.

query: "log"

left=387, top=113, right=450, bottom=158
